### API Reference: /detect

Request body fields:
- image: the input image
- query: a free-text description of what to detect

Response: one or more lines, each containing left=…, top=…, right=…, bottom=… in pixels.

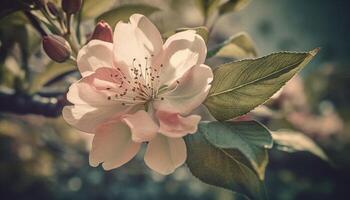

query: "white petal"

left=77, top=40, right=114, bottom=76
left=144, top=135, right=187, bottom=175
left=154, top=64, right=213, bottom=115
left=66, top=76, right=113, bottom=106
left=157, top=30, right=207, bottom=86
left=89, top=121, right=141, bottom=170
left=113, top=14, right=163, bottom=73
left=62, top=105, right=128, bottom=133
left=121, top=110, right=159, bottom=142
left=157, top=111, right=201, bottom=138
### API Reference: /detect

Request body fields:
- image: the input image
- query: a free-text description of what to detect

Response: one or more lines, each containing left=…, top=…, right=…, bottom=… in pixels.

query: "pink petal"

left=89, top=121, right=141, bottom=170
left=67, top=67, right=138, bottom=106
left=77, top=40, right=114, bottom=77
left=62, top=105, right=128, bottom=133
left=121, top=110, right=159, bottom=142
left=157, top=30, right=207, bottom=86
left=63, top=69, right=133, bottom=133
left=113, top=14, right=163, bottom=74
left=144, top=135, right=187, bottom=175
left=154, top=64, right=213, bottom=115
left=156, top=111, right=201, bottom=138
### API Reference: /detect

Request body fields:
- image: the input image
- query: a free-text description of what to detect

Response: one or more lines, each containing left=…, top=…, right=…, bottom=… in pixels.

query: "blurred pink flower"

left=62, top=14, right=213, bottom=175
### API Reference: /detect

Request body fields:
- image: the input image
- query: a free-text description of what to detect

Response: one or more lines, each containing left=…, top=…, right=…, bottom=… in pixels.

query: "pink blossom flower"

left=62, top=14, right=213, bottom=175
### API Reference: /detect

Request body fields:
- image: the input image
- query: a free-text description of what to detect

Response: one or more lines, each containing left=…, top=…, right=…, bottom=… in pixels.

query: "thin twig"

left=0, top=87, right=67, bottom=117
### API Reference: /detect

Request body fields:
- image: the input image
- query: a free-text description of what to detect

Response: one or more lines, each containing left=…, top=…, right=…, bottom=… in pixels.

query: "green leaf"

left=207, top=32, right=257, bottom=59
left=204, top=49, right=319, bottom=121
left=162, top=26, right=209, bottom=44
left=195, top=0, right=221, bottom=18
left=0, top=11, right=28, bottom=27
left=219, top=0, right=252, bottom=15
left=272, top=130, right=328, bottom=161
left=28, top=61, right=76, bottom=94
left=97, top=4, right=160, bottom=28
left=81, top=0, right=116, bottom=20
left=185, top=122, right=268, bottom=200
left=201, top=121, right=273, bottom=180
left=0, top=12, right=29, bottom=65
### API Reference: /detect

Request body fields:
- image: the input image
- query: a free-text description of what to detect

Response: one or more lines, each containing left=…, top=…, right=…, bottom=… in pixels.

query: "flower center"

left=105, top=56, right=167, bottom=106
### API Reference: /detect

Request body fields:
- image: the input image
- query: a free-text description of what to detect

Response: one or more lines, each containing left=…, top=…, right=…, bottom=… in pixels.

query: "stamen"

left=106, top=56, right=171, bottom=105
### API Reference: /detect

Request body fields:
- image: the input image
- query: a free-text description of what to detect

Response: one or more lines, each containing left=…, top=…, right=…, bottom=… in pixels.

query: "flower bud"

left=62, top=0, right=82, bottom=15
left=89, top=20, right=113, bottom=43
left=42, top=35, right=72, bottom=63
left=47, top=2, right=59, bottom=17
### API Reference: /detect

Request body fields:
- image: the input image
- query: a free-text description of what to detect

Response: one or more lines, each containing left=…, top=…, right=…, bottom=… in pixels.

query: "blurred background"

left=0, top=0, right=350, bottom=199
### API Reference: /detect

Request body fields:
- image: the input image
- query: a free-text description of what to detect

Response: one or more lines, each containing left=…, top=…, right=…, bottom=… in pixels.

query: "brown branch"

left=0, top=87, right=67, bottom=117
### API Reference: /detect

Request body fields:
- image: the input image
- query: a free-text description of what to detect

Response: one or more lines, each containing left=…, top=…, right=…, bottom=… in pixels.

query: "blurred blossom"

left=281, top=77, right=343, bottom=138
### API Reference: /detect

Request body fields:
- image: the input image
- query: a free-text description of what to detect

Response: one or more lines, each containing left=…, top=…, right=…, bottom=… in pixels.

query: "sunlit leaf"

left=81, top=0, right=116, bottom=20
left=195, top=0, right=221, bottom=18
left=207, top=32, right=257, bottom=59
left=199, top=121, right=273, bottom=180
left=28, top=61, right=76, bottom=94
left=185, top=122, right=268, bottom=200
left=204, top=49, right=319, bottom=121
left=26, top=25, right=41, bottom=53
left=0, top=56, right=24, bottom=86
left=219, top=0, right=252, bottom=15
left=0, top=12, right=33, bottom=81
left=272, top=130, right=328, bottom=161
left=0, top=11, right=28, bottom=26
left=97, top=4, right=160, bottom=28
left=163, top=26, right=209, bottom=44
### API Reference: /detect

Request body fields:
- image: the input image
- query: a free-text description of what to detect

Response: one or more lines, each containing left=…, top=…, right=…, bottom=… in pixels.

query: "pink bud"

left=62, top=0, right=82, bottom=15
left=42, top=35, right=72, bottom=63
left=89, top=20, right=113, bottom=43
